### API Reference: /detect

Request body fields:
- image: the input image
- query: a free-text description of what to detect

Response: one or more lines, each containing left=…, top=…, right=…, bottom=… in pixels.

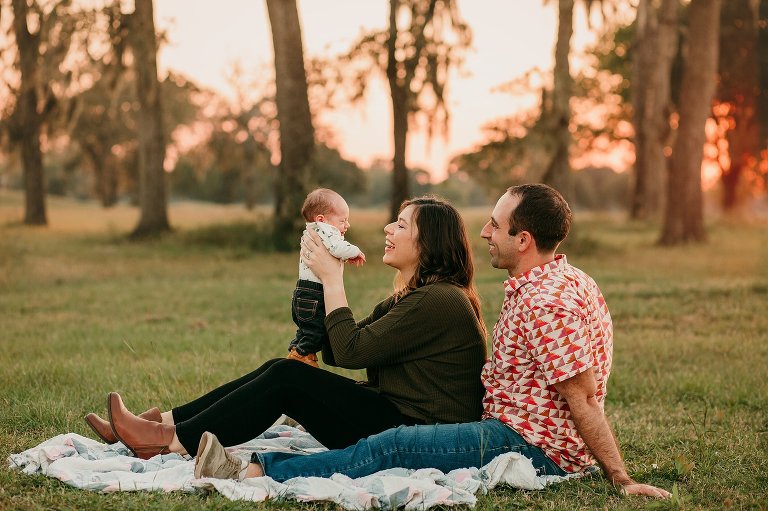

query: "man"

left=195, top=184, right=670, bottom=499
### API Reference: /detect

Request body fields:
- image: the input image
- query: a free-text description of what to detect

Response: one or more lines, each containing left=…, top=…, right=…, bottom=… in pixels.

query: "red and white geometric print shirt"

left=481, top=254, right=613, bottom=473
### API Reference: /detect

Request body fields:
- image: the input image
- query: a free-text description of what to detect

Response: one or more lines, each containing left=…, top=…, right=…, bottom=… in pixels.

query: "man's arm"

left=554, top=369, right=670, bottom=498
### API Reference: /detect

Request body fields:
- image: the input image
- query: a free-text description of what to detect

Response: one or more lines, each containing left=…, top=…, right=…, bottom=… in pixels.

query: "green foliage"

left=169, top=85, right=276, bottom=207
left=449, top=72, right=632, bottom=210
left=1, top=4, right=203, bottom=208
left=572, top=167, right=631, bottom=211
left=588, top=21, right=634, bottom=104
left=311, top=144, right=367, bottom=197
left=581, top=14, right=686, bottom=125
left=347, top=162, right=432, bottom=207
left=169, top=142, right=368, bottom=206
left=0, top=1, right=91, bottom=142
left=449, top=105, right=551, bottom=196
left=673, top=455, right=694, bottom=480
left=647, top=483, right=687, bottom=510
left=312, top=0, right=471, bottom=139
left=182, top=219, right=276, bottom=252
left=430, top=171, right=490, bottom=207
left=450, top=155, right=631, bottom=211
left=171, top=150, right=263, bottom=205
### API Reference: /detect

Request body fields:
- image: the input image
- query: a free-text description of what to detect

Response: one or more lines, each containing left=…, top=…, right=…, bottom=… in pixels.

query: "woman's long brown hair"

left=393, top=196, right=485, bottom=335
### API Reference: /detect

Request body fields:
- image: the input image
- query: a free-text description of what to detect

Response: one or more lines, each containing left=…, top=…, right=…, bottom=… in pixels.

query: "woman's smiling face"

left=383, top=204, right=419, bottom=274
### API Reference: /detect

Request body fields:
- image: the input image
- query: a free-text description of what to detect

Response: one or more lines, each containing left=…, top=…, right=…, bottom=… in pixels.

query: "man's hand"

left=554, top=370, right=670, bottom=499
left=621, top=482, right=671, bottom=499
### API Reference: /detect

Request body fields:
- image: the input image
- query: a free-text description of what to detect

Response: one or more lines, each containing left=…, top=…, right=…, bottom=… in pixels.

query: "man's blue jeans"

left=253, top=419, right=567, bottom=482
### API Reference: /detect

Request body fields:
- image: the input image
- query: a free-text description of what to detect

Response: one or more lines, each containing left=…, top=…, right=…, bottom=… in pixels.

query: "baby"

left=287, top=188, right=365, bottom=367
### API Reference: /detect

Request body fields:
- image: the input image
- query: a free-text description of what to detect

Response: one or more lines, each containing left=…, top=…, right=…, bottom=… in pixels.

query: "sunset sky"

left=153, top=0, right=606, bottom=181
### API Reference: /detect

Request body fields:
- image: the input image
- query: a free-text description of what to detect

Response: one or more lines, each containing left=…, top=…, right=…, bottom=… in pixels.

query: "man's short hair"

left=506, top=184, right=572, bottom=251
left=301, top=188, right=341, bottom=222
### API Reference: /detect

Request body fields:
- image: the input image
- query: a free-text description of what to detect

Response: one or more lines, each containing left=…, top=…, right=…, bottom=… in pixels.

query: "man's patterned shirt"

left=481, top=254, right=613, bottom=473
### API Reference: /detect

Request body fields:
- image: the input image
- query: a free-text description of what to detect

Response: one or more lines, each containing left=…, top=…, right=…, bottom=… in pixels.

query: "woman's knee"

left=219, top=358, right=284, bottom=389
left=262, top=357, right=317, bottom=383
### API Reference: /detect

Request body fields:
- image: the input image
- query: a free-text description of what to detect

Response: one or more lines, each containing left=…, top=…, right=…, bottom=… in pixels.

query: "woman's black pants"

left=172, top=358, right=413, bottom=454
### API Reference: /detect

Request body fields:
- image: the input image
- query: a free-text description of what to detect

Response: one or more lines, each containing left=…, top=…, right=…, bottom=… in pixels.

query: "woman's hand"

left=301, top=229, right=344, bottom=284
left=301, top=229, right=349, bottom=314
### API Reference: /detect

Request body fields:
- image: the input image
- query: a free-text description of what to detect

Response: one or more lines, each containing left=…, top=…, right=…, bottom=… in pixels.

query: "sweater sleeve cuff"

left=325, top=307, right=354, bottom=329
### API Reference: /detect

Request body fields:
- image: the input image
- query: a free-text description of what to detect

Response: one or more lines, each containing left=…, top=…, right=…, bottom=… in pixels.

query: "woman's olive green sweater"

left=321, top=282, right=487, bottom=424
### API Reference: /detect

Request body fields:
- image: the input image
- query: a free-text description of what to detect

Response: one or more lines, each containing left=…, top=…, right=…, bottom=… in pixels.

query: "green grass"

left=1, top=192, right=767, bottom=510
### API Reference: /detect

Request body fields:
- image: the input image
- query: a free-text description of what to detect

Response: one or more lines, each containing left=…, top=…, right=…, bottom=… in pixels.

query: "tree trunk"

left=630, top=0, right=679, bottom=220
left=20, top=126, right=47, bottom=224
left=389, top=80, right=409, bottom=223
left=718, top=0, right=760, bottom=212
left=660, top=0, right=722, bottom=245
left=266, top=0, right=315, bottom=251
left=720, top=160, right=742, bottom=210
left=103, top=151, right=119, bottom=207
left=387, top=0, right=410, bottom=222
left=541, top=0, right=574, bottom=200
left=242, top=138, right=258, bottom=211
left=83, top=142, right=118, bottom=207
left=760, top=0, right=768, bottom=193
left=128, top=0, right=170, bottom=238
left=11, top=0, right=47, bottom=226
left=760, top=0, right=768, bottom=155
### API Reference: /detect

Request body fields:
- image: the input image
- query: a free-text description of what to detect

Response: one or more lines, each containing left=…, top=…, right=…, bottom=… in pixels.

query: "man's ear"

left=517, top=231, right=534, bottom=252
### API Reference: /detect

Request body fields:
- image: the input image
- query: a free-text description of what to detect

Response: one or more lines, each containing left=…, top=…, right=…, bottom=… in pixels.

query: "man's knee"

left=366, top=424, right=439, bottom=455
left=379, top=422, right=495, bottom=455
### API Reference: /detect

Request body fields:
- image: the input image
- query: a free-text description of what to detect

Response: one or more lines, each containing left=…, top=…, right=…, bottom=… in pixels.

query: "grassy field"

left=1, top=190, right=767, bottom=510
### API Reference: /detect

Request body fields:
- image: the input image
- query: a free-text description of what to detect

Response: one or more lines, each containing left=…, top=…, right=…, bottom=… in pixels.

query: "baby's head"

left=302, top=188, right=351, bottom=235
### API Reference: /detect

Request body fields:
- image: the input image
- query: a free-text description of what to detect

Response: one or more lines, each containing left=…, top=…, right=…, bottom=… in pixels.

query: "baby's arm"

left=315, top=224, right=362, bottom=261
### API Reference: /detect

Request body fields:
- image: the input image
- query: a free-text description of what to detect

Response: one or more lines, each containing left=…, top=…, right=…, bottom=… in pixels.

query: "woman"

left=86, top=196, right=487, bottom=460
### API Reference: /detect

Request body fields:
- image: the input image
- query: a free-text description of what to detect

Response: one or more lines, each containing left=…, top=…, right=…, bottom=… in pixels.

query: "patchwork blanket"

left=8, top=426, right=581, bottom=510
